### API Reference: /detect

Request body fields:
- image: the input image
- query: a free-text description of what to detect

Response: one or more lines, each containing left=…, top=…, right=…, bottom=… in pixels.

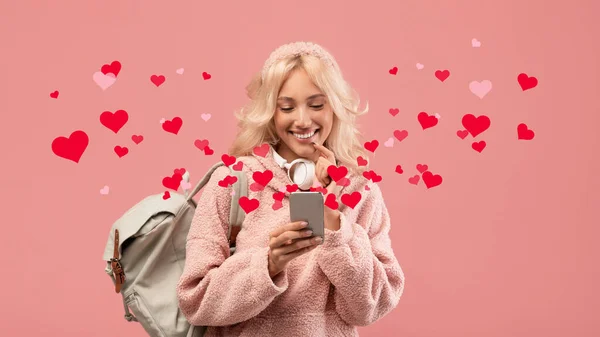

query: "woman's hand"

left=312, top=143, right=342, bottom=231
left=268, top=221, right=322, bottom=278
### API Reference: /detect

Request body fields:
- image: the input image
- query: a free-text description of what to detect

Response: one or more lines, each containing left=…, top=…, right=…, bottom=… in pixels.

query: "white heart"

left=416, top=63, right=424, bottom=70
left=435, top=113, right=441, bottom=119
left=472, top=38, right=481, bottom=47
left=176, top=68, right=184, bottom=74
left=160, top=118, right=166, bottom=124
left=384, top=137, right=394, bottom=147
left=100, top=186, right=110, bottom=195
left=92, top=72, right=117, bottom=91
left=180, top=181, right=191, bottom=190
left=201, top=113, right=211, bottom=122
left=469, top=80, right=492, bottom=99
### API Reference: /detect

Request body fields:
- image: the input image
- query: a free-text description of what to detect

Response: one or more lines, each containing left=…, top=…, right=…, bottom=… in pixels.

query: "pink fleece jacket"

left=177, top=146, right=405, bottom=336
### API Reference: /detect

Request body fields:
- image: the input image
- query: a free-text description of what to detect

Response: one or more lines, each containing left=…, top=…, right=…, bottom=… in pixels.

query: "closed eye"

left=280, top=105, right=324, bottom=112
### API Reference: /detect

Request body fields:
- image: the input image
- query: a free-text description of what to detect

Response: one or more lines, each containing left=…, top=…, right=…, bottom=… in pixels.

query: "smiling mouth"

left=290, top=129, right=319, bottom=140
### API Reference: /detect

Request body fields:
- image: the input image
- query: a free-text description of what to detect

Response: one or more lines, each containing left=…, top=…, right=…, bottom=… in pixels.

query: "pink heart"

left=100, top=186, right=109, bottom=195
left=472, top=38, right=481, bottom=47
left=393, top=130, right=408, bottom=142
left=408, top=175, right=420, bottom=185
left=230, top=190, right=236, bottom=196
left=160, top=118, right=166, bottom=124
left=457, top=130, right=469, bottom=139
left=469, top=80, right=492, bottom=99
left=384, top=137, right=394, bottom=147
left=416, top=63, right=424, bottom=70
left=176, top=68, right=184, bottom=74
left=272, top=200, right=283, bottom=210
left=180, top=181, right=191, bottom=190
left=93, top=72, right=116, bottom=90
left=201, top=113, right=211, bottom=121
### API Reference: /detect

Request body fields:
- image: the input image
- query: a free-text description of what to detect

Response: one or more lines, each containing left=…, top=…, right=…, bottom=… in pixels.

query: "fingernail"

left=301, top=221, right=308, bottom=226
left=314, top=237, right=323, bottom=243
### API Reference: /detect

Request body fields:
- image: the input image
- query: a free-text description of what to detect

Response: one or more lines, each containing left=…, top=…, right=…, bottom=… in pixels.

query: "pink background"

left=2, top=0, right=599, bottom=336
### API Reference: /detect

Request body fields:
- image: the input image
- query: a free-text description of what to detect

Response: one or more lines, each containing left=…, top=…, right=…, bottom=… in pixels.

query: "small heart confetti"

left=151, top=74, right=166, bottom=87
left=518, top=73, right=538, bottom=91
left=180, top=180, right=191, bottom=191
left=100, top=110, right=128, bottom=134
left=272, top=200, right=283, bottom=210
left=416, top=164, right=428, bottom=173
left=472, top=141, right=487, bottom=153
left=389, top=108, right=399, bottom=117
left=51, top=130, right=89, bottom=163
left=176, top=68, right=184, bottom=74
left=93, top=72, right=117, bottom=91
left=194, top=139, right=209, bottom=151
left=114, top=146, right=129, bottom=158
left=517, top=123, right=535, bottom=140
left=434, top=113, right=441, bottom=119
left=384, top=137, right=394, bottom=147
left=162, top=117, right=183, bottom=134
left=341, top=192, right=362, bottom=209
left=457, top=130, right=469, bottom=139
left=201, top=113, right=211, bottom=122
left=462, top=114, right=491, bottom=138
left=162, top=191, right=171, bottom=200
left=393, top=130, right=408, bottom=142
left=408, top=175, right=420, bottom=185
left=435, top=69, right=450, bottom=82
left=160, top=118, right=166, bottom=124
left=239, top=196, right=260, bottom=214
left=202, top=72, right=212, bottom=80
left=100, top=186, right=109, bottom=195
left=389, top=66, right=398, bottom=75
left=469, top=80, right=493, bottom=99
left=132, top=135, right=144, bottom=144
left=364, top=140, right=379, bottom=153
left=50, top=91, right=59, bottom=99
left=395, top=165, right=403, bottom=174
left=422, top=171, right=443, bottom=189
left=418, top=112, right=438, bottom=130
left=416, top=63, right=424, bottom=70
left=471, top=38, right=481, bottom=47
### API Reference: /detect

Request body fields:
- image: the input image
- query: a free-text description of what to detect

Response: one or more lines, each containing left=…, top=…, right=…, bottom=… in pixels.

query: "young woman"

left=177, top=41, right=405, bottom=336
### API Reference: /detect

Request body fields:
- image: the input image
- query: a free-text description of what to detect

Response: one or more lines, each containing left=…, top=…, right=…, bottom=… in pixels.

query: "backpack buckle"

left=111, top=229, right=126, bottom=293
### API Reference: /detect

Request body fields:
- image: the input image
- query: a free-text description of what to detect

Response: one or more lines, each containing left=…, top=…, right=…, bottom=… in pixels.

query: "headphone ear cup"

left=293, top=160, right=316, bottom=190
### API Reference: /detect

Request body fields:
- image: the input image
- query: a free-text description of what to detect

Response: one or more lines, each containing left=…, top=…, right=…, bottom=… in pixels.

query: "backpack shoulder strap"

left=227, top=166, right=247, bottom=251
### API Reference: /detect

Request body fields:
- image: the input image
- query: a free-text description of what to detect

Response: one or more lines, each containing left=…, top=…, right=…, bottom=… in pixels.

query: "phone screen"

left=289, top=192, right=325, bottom=243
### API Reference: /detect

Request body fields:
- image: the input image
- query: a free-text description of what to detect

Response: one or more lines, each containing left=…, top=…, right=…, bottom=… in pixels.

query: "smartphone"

left=289, top=192, right=325, bottom=244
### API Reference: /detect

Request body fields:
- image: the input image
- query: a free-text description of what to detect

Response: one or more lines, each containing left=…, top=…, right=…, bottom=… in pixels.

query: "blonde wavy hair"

left=229, top=52, right=370, bottom=176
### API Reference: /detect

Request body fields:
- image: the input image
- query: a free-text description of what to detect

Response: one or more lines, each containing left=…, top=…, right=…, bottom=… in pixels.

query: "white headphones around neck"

left=272, top=149, right=316, bottom=191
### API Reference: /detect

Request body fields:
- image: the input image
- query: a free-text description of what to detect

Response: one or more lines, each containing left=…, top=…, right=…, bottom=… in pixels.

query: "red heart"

left=151, top=75, right=166, bottom=87
left=131, top=135, right=144, bottom=144
left=162, top=191, right=171, bottom=200
left=462, top=114, right=490, bottom=138
left=202, top=72, right=212, bottom=80
left=389, top=108, right=399, bottom=116
left=114, top=146, right=128, bottom=158
left=100, top=110, right=128, bottom=134
left=341, top=192, right=362, bottom=209
left=364, top=140, right=379, bottom=153
left=518, top=73, right=537, bottom=91
left=435, top=69, right=450, bottom=82
left=408, top=175, right=420, bottom=185
left=456, top=130, right=468, bottom=139
left=357, top=156, right=368, bottom=166
left=389, top=67, right=398, bottom=75
left=218, top=175, right=238, bottom=187
left=253, top=170, right=273, bottom=186
left=232, top=161, right=244, bottom=171
left=395, top=165, right=403, bottom=174
left=162, top=117, right=183, bottom=134
left=51, top=130, right=89, bottom=163
left=239, top=196, right=259, bottom=214
left=286, top=184, right=299, bottom=193
left=393, top=129, right=408, bottom=141
left=418, top=112, right=438, bottom=130
left=416, top=164, right=428, bottom=173
left=194, top=139, right=209, bottom=150
left=327, top=165, right=348, bottom=182
left=365, top=185, right=371, bottom=191
left=309, top=186, right=328, bottom=194
left=50, top=91, right=59, bottom=98
left=162, top=173, right=183, bottom=191
left=337, top=177, right=351, bottom=187
left=472, top=141, right=486, bottom=153
left=517, top=123, right=535, bottom=140
left=363, top=170, right=382, bottom=183
left=324, top=193, right=339, bottom=210
left=253, top=144, right=270, bottom=157
left=101, top=61, right=121, bottom=77
left=221, top=154, right=236, bottom=166
left=273, top=192, right=285, bottom=201
left=422, top=171, right=443, bottom=189
left=174, top=168, right=186, bottom=176
left=204, top=146, right=214, bottom=155
left=272, top=200, right=283, bottom=210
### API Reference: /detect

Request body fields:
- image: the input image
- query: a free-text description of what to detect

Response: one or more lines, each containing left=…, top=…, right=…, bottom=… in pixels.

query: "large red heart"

left=163, top=117, right=183, bottom=135
left=239, top=196, right=260, bottom=214
left=517, top=123, right=535, bottom=140
left=51, top=130, right=89, bottom=163
left=324, top=193, right=339, bottom=210
left=100, top=110, right=128, bottom=134
left=253, top=144, right=270, bottom=157
left=101, top=61, right=121, bottom=77
left=253, top=170, right=273, bottom=187
left=341, top=192, right=362, bottom=209
left=273, top=192, right=285, bottom=201
left=162, top=173, right=183, bottom=191
left=435, top=69, right=450, bottom=82
left=422, top=171, right=443, bottom=189
left=517, top=73, right=537, bottom=91
left=462, top=114, right=490, bottom=138
left=363, top=170, right=382, bottom=183
left=364, top=140, right=379, bottom=153
left=418, top=112, right=438, bottom=130
left=221, top=154, right=236, bottom=166
left=327, top=165, right=348, bottom=182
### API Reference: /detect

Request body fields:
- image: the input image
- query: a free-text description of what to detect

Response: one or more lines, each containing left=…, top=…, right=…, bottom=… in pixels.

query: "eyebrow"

left=277, top=94, right=326, bottom=101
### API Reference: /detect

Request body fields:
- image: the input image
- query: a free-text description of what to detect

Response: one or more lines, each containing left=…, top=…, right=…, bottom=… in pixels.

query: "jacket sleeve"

left=315, top=182, right=405, bottom=326
left=176, top=165, right=289, bottom=326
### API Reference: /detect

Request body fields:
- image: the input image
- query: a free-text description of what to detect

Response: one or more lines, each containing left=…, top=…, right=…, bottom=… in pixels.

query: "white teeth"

left=293, top=130, right=316, bottom=139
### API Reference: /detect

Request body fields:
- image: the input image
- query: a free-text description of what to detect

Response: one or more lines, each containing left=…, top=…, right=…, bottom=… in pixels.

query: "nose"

left=294, top=106, right=312, bottom=128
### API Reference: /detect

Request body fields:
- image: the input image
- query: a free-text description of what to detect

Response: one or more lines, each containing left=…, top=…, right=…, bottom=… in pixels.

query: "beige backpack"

left=102, top=162, right=247, bottom=337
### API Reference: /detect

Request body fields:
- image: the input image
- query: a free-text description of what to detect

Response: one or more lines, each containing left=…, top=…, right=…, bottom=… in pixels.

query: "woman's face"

left=273, top=68, right=334, bottom=162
